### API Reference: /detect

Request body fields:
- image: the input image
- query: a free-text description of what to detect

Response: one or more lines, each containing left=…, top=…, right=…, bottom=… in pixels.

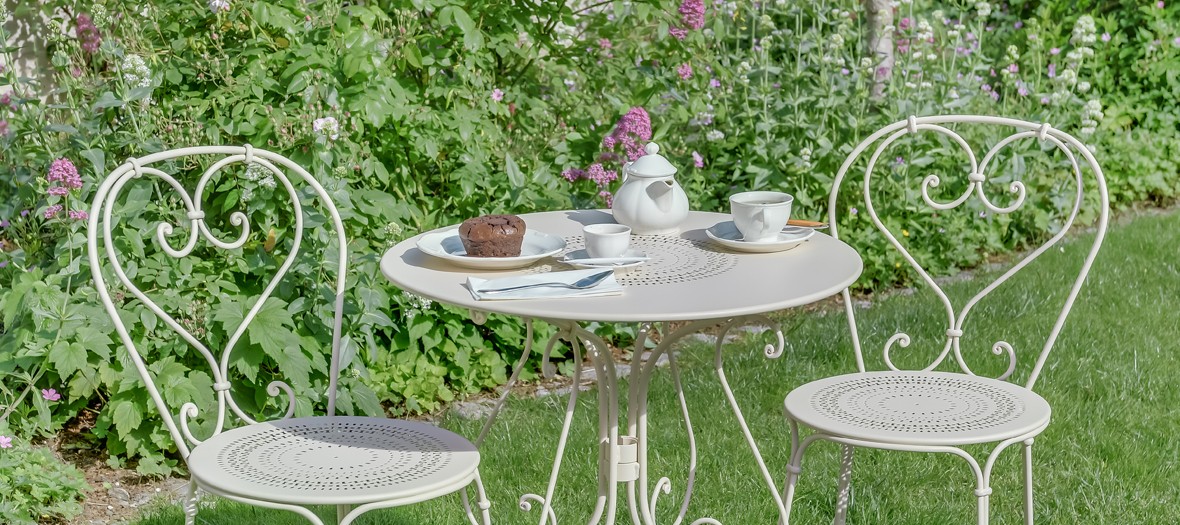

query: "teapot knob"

left=644, top=143, right=659, bottom=155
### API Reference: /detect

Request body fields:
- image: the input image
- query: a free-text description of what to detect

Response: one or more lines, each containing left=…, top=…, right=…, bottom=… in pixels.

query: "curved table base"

left=473, top=314, right=791, bottom=525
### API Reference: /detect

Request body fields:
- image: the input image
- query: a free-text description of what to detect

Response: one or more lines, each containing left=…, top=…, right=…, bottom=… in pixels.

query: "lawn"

left=133, top=210, right=1180, bottom=524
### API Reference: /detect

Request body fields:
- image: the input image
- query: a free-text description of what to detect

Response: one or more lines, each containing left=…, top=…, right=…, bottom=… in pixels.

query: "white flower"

left=120, top=54, right=152, bottom=89
left=1006, top=45, right=1020, bottom=61
left=926, top=53, right=938, bottom=61
left=257, top=175, right=277, bottom=189
left=916, top=19, right=934, bottom=41
left=976, top=2, right=992, bottom=17
left=705, top=130, right=726, bottom=142
left=1077, top=81, right=1091, bottom=93
left=830, top=33, right=845, bottom=47
left=313, top=116, right=340, bottom=140
left=800, top=147, right=812, bottom=161
left=1071, top=15, right=1097, bottom=46
left=208, top=0, right=230, bottom=13
left=949, top=89, right=960, bottom=99
left=919, top=81, right=932, bottom=88
left=932, top=10, right=945, bottom=21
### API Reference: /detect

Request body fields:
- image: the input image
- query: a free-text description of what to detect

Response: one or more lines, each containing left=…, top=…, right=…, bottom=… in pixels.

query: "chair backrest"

left=829, top=116, right=1108, bottom=390
left=86, top=145, right=348, bottom=459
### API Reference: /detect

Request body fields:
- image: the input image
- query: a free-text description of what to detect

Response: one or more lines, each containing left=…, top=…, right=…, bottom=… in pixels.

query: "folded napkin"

left=467, top=269, right=623, bottom=301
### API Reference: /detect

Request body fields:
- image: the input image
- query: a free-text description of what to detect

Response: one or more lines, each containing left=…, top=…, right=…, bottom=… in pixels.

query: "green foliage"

left=0, top=426, right=89, bottom=525
left=0, top=0, right=1177, bottom=481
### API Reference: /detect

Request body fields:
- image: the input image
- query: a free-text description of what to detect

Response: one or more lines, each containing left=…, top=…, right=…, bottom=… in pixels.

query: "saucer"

left=416, top=228, right=567, bottom=270
left=561, top=248, right=649, bottom=270
left=706, top=221, right=815, bottom=253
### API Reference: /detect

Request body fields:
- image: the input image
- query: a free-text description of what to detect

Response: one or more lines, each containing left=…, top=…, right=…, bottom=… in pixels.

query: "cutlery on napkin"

left=467, top=269, right=623, bottom=301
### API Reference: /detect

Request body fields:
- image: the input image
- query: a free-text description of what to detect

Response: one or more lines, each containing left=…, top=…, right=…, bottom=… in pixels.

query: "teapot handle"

left=621, top=162, right=631, bottom=184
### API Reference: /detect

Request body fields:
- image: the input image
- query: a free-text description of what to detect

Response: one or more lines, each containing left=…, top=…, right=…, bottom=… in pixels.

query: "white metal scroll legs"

left=1023, top=438, right=1035, bottom=525
left=832, top=445, right=855, bottom=525
left=183, top=480, right=198, bottom=525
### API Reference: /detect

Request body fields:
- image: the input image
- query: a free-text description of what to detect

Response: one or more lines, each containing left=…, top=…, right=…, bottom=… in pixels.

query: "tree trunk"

left=863, top=0, right=894, bottom=101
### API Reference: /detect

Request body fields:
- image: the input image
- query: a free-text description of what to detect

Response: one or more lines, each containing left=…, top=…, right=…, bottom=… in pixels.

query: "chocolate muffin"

left=459, top=214, right=526, bottom=257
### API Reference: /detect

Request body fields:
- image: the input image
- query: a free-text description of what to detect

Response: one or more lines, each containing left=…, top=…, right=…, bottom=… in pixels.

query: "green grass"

left=133, top=211, right=1180, bottom=524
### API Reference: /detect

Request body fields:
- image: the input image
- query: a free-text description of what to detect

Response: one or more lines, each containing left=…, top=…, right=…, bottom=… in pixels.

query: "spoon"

left=478, top=270, right=614, bottom=294
left=785, top=219, right=829, bottom=230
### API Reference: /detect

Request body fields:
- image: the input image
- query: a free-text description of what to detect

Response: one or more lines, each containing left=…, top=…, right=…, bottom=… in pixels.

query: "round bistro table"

left=380, top=210, right=862, bottom=524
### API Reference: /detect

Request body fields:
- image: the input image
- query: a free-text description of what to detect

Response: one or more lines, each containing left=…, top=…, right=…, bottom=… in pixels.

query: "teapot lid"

left=625, top=143, right=677, bottom=177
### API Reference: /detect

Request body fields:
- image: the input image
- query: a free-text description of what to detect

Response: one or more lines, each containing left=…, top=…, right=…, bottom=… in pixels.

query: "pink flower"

left=1101, top=32, right=1111, bottom=42
left=44, top=205, right=63, bottom=219
left=669, top=27, right=688, bottom=40
left=47, top=158, right=82, bottom=190
left=1014, top=21, right=1023, bottom=29
left=0, top=436, right=11, bottom=448
left=602, top=107, right=653, bottom=161
left=1040, top=96, right=1051, bottom=104
left=840, top=68, right=850, bottom=75
left=48, top=186, right=70, bottom=196
left=598, top=38, right=612, bottom=49
left=678, top=0, right=705, bottom=30
left=0, top=120, right=8, bottom=136
left=75, top=14, right=102, bottom=54
left=1048, top=63, right=1056, bottom=78
left=1050, top=47, right=1060, bottom=55
left=709, top=78, right=721, bottom=88
left=491, top=88, right=504, bottom=102
left=586, top=163, right=618, bottom=186
left=598, top=190, right=613, bottom=207
left=41, top=388, right=61, bottom=401
left=1018, top=84, right=1030, bottom=96
left=899, top=17, right=912, bottom=30
left=1008, top=63, right=1019, bottom=73
left=692, top=151, right=704, bottom=168
left=677, top=62, right=693, bottom=80
left=561, top=168, right=586, bottom=182
left=69, top=210, right=89, bottom=221
left=1157, top=1, right=1164, bottom=8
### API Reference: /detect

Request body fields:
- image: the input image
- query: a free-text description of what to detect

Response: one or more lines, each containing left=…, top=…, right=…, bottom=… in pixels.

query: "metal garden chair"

left=779, top=116, right=1108, bottom=524
left=86, top=146, right=492, bottom=525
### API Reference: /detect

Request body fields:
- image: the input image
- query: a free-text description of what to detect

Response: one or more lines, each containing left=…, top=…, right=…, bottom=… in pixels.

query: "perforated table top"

left=188, top=416, right=480, bottom=505
left=785, top=371, right=1051, bottom=446
left=381, top=210, right=863, bottom=322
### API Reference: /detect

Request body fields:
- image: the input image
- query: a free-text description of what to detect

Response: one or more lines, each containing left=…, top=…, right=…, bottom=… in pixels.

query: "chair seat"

left=188, top=415, right=480, bottom=506
left=785, top=371, right=1051, bottom=446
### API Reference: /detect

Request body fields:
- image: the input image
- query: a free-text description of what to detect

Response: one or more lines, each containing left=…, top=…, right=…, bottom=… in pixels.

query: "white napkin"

left=467, top=269, right=623, bottom=301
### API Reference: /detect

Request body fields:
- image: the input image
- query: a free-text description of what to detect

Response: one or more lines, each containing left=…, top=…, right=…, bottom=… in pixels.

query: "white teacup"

left=583, top=224, right=632, bottom=258
left=730, top=191, right=794, bottom=242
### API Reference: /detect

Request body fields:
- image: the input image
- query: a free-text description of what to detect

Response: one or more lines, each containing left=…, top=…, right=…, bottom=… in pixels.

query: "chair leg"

left=336, top=504, right=351, bottom=524
left=832, top=445, right=854, bottom=525
left=183, top=480, right=198, bottom=525
left=780, top=419, right=803, bottom=525
left=461, top=471, right=493, bottom=525
left=975, top=485, right=992, bottom=525
left=1023, top=438, right=1035, bottom=525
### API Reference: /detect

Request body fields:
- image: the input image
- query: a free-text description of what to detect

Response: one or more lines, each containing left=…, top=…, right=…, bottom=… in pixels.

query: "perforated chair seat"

left=785, top=371, right=1051, bottom=446
left=188, top=416, right=481, bottom=505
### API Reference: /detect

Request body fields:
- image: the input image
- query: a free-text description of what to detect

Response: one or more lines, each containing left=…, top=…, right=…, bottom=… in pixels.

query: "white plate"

left=706, top=221, right=815, bottom=253
left=416, top=228, right=567, bottom=270
left=561, top=248, right=649, bottom=270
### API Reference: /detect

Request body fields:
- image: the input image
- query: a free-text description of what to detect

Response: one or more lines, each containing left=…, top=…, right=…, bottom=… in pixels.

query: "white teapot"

left=611, top=143, right=690, bottom=235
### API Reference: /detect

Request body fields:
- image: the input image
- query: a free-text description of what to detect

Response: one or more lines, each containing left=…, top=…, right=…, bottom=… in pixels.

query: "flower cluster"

left=46, top=158, right=83, bottom=197
left=601, top=107, right=653, bottom=162
left=240, top=162, right=277, bottom=202
left=670, top=0, right=705, bottom=40
left=120, top=55, right=152, bottom=89
left=677, top=62, right=693, bottom=80
left=313, top=116, right=340, bottom=140
left=1080, top=99, right=1104, bottom=136
left=209, top=0, right=231, bottom=13
left=75, top=14, right=102, bottom=54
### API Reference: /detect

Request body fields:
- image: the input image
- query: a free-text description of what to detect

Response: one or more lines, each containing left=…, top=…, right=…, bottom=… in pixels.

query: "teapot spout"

left=647, top=179, right=677, bottom=212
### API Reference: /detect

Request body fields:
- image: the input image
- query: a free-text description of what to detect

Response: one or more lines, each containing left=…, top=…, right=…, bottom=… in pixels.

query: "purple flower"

left=20, top=210, right=29, bottom=217
left=692, top=151, right=704, bottom=168
left=75, top=14, right=102, bottom=54
left=69, top=210, right=88, bottom=221
left=598, top=190, right=613, bottom=207
left=679, top=0, right=706, bottom=30
left=491, top=88, right=504, bottom=102
left=561, top=168, right=586, bottom=182
left=1048, top=63, right=1056, bottom=78
left=41, top=388, right=61, bottom=401
left=47, top=158, right=82, bottom=189
left=899, top=17, right=912, bottom=30
left=1018, top=85, right=1030, bottom=96
left=0, top=219, right=8, bottom=228
left=1050, top=47, right=1060, bottom=55
left=586, top=163, right=618, bottom=186
left=0, top=261, right=7, bottom=269
left=1101, top=32, right=1111, bottom=42
left=990, top=91, right=1000, bottom=101
left=1014, top=21, right=1023, bottom=29
left=850, top=207, right=859, bottom=215
left=709, top=78, right=721, bottom=88
left=1040, top=96, right=1051, bottom=104
left=677, top=62, right=693, bottom=80
left=602, top=107, right=653, bottom=161
left=1157, top=1, right=1164, bottom=8
left=669, top=27, right=688, bottom=40
left=598, top=38, right=612, bottom=49
left=0, top=436, right=11, bottom=448
left=840, top=68, right=850, bottom=75
left=1174, top=36, right=1180, bottom=47
left=1008, top=63, right=1019, bottom=73
left=0, top=119, right=8, bottom=136
left=895, top=156, right=905, bottom=165
left=981, top=84, right=993, bottom=92
left=44, top=205, right=63, bottom=219
left=48, top=186, right=70, bottom=196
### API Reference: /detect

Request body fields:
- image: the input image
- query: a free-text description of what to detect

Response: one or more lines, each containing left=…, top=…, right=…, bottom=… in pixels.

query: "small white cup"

left=583, top=224, right=632, bottom=258
left=730, top=191, right=793, bottom=242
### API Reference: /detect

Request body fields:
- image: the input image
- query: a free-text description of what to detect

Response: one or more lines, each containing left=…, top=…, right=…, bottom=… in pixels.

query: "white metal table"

left=380, top=210, right=862, bottom=524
